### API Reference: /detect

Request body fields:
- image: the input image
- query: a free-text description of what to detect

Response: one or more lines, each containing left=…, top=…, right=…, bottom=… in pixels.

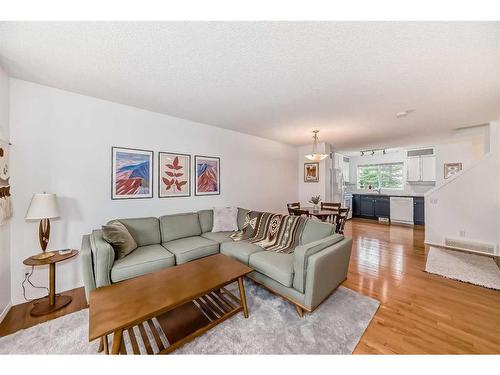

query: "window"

left=357, top=162, right=404, bottom=190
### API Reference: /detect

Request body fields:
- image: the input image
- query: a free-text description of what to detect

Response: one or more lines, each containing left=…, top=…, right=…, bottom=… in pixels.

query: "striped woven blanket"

left=231, top=211, right=307, bottom=254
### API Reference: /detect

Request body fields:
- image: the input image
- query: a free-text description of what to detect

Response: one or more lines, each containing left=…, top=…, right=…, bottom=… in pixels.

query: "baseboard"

left=0, top=302, right=12, bottom=324
left=425, top=241, right=500, bottom=260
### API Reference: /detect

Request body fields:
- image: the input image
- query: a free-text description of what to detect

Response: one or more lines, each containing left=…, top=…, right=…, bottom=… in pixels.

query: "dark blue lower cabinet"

left=354, top=195, right=390, bottom=219
left=360, top=196, right=375, bottom=217
left=374, top=197, right=390, bottom=218
left=352, top=195, right=360, bottom=216
left=414, top=197, right=425, bottom=225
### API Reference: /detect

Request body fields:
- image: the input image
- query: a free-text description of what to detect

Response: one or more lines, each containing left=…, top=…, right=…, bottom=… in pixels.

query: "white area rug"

left=425, top=247, right=500, bottom=290
left=0, top=281, right=379, bottom=354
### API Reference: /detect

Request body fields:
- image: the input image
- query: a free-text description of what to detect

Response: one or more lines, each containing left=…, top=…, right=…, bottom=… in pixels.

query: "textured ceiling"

left=1, top=21, right=499, bottom=151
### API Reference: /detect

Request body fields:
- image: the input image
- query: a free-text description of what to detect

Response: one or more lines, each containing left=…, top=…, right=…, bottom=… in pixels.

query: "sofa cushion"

left=163, top=236, right=219, bottom=264
left=160, top=212, right=202, bottom=242
left=300, top=220, right=335, bottom=245
left=201, top=231, right=235, bottom=244
left=118, top=217, right=161, bottom=246
left=237, top=208, right=250, bottom=230
left=220, top=241, right=263, bottom=265
left=102, top=221, right=138, bottom=259
left=198, top=209, right=213, bottom=233
left=110, top=244, right=175, bottom=283
left=249, top=251, right=295, bottom=287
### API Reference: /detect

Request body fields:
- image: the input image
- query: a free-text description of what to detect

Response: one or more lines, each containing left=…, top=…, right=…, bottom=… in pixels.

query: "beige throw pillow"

left=212, top=207, right=239, bottom=232
left=102, top=221, right=138, bottom=259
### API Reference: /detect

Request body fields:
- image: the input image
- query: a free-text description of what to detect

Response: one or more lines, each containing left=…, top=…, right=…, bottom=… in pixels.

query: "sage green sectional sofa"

left=81, top=208, right=352, bottom=315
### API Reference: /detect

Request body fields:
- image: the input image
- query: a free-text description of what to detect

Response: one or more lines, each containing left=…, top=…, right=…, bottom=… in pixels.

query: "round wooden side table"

left=23, top=249, right=78, bottom=317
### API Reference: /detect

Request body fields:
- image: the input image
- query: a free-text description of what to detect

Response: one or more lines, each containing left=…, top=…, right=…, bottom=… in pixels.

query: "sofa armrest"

left=81, top=234, right=96, bottom=303
left=303, top=238, right=352, bottom=310
left=293, top=234, right=345, bottom=293
left=89, top=229, right=115, bottom=289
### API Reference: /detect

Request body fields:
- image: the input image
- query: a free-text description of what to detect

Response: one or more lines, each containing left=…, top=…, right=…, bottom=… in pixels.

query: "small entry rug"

left=425, top=247, right=500, bottom=290
left=0, top=281, right=379, bottom=354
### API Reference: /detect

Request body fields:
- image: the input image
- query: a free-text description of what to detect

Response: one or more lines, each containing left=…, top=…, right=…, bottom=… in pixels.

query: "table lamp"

left=25, top=193, right=60, bottom=260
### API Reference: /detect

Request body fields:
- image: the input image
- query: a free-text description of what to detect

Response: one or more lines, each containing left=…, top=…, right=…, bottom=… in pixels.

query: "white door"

left=421, top=155, right=436, bottom=181
left=406, top=157, right=421, bottom=181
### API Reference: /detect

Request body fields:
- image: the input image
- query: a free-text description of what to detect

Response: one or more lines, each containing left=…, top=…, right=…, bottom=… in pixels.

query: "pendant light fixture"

left=305, top=130, right=328, bottom=161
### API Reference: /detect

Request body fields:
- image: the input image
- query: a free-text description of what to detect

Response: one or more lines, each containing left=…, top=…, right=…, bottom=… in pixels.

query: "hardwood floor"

left=0, top=287, right=87, bottom=337
left=1, top=218, right=499, bottom=353
left=345, top=218, right=500, bottom=354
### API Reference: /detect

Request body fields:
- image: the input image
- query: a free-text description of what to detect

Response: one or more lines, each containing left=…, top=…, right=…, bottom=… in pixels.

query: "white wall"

left=0, top=66, right=11, bottom=319
left=9, top=79, right=298, bottom=305
left=346, top=135, right=484, bottom=196
left=425, top=122, right=500, bottom=253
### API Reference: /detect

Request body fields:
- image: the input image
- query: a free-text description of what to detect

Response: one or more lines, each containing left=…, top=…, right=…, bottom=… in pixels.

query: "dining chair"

left=287, top=202, right=300, bottom=215
left=290, top=208, right=310, bottom=217
left=320, top=202, right=341, bottom=223
left=335, top=207, right=350, bottom=234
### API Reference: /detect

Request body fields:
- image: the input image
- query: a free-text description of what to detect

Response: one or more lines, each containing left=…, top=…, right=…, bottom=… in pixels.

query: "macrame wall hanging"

left=0, top=138, right=12, bottom=226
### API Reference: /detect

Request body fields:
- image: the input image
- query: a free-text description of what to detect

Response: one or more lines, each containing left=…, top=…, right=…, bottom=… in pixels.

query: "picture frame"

left=444, top=162, right=462, bottom=179
left=304, top=162, right=319, bottom=183
left=111, top=146, right=154, bottom=200
left=194, top=155, right=220, bottom=196
left=158, top=152, right=191, bottom=198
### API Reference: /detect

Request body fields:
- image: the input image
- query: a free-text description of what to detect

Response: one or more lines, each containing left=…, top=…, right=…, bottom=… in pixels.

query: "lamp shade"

left=25, top=193, right=60, bottom=220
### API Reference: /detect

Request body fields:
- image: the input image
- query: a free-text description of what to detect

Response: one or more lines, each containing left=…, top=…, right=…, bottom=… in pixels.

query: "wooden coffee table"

left=88, top=253, right=253, bottom=354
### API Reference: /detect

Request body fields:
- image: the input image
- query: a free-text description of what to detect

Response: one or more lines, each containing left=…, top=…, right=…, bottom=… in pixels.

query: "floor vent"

left=444, top=238, right=497, bottom=255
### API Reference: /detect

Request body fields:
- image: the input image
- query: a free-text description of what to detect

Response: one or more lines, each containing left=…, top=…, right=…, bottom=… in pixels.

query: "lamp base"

left=32, top=251, right=55, bottom=260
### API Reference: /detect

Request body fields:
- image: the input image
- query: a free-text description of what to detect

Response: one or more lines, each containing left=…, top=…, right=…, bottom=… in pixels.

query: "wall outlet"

left=459, top=230, right=466, bottom=237
left=430, top=198, right=438, bottom=204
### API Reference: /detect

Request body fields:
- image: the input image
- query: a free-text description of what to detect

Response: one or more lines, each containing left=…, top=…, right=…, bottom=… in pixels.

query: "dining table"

left=301, top=207, right=338, bottom=222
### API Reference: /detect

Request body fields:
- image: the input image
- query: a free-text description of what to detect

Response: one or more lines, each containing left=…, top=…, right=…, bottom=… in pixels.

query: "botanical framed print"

left=111, top=147, right=153, bottom=199
left=444, top=162, right=462, bottom=179
left=158, top=152, right=191, bottom=198
left=304, top=162, right=319, bottom=182
left=195, top=155, right=220, bottom=196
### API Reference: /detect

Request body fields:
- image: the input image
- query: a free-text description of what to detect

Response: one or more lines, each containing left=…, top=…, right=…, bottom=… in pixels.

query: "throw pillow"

left=212, top=207, right=239, bottom=232
left=102, top=220, right=138, bottom=259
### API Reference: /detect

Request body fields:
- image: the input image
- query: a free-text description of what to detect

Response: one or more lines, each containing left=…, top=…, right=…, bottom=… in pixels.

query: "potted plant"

left=309, top=195, right=321, bottom=212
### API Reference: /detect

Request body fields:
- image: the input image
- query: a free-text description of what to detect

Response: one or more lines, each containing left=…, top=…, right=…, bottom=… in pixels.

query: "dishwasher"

left=390, top=197, right=414, bottom=225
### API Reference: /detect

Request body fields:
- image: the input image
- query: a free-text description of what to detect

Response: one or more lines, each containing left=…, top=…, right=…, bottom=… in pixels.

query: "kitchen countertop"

left=350, top=193, right=425, bottom=198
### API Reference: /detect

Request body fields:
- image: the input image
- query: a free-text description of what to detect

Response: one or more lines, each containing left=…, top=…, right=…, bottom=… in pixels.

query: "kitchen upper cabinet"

left=406, top=157, right=421, bottom=182
left=406, top=148, right=436, bottom=183
left=421, top=155, right=436, bottom=182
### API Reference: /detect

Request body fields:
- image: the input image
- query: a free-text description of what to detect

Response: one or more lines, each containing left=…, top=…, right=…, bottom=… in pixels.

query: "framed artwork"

left=0, top=139, right=10, bottom=182
left=444, top=162, right=462, bottom=179
left=158, top=152, right=191, bottom=198
left=111, top=147, right=153, bottom=199
left=304, top=162, right=319, bottom=182
left=195, top=155, right=220, bottom=196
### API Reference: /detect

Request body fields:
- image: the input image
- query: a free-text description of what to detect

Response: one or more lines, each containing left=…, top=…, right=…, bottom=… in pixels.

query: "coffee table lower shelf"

left=99, top=286, right=247, bottom=355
